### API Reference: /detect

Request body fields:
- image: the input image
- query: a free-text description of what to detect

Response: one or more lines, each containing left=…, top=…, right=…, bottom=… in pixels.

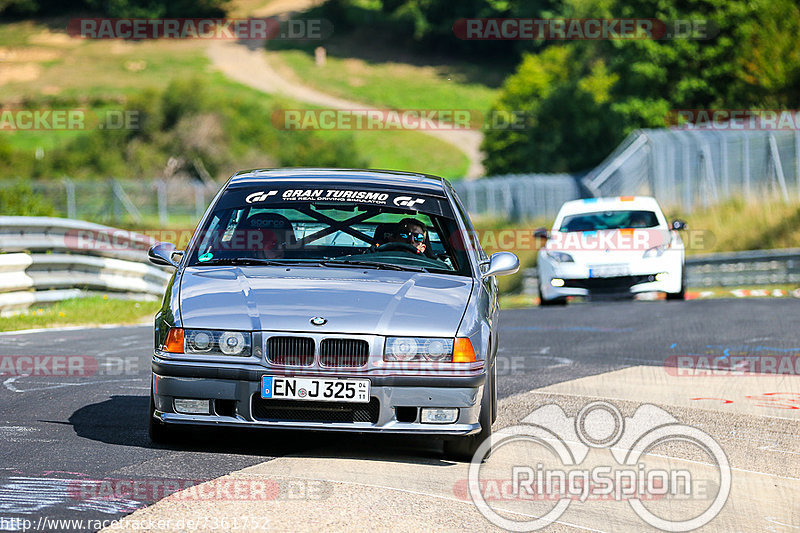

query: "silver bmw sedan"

left=147, top=168, right=519, bottom=460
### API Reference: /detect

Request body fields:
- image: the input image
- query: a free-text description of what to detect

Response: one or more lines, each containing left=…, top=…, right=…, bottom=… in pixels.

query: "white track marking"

left=0, top=323, right=149, bottom=336
left=3, top=376, right=144, bottom=393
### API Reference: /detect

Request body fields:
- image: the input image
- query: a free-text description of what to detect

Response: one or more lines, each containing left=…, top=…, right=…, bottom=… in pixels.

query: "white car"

left=535, top=196, right=687, bottom=305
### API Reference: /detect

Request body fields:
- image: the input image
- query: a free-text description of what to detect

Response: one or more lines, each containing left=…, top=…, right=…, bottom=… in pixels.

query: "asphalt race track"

left=0, top=298, right=798, bottom=532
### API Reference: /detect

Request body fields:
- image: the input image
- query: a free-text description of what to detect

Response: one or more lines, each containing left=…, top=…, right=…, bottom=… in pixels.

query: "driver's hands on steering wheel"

left=376, top=241, right=420, bottom=254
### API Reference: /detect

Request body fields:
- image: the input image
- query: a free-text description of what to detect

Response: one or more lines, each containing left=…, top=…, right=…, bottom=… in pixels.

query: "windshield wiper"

left=196, top=258, right=305, bottom=267
left=321, top=260, right=428, bottom=272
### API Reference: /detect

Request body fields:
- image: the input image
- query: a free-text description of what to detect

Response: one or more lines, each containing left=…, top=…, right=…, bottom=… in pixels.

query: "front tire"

left=444, top=369, right=494, bottom=462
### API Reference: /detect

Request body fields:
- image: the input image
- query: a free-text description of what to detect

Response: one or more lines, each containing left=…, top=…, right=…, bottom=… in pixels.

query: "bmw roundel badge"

left=310, top=316, right=327, bottom=326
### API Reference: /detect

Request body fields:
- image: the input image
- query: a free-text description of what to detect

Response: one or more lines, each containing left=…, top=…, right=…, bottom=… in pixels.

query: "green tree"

left=483, top=0, right=800, bottom=173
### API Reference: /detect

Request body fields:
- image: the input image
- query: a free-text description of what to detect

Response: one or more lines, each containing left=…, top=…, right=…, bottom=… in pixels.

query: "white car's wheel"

left=539, top=281, right=567, bottom=306
left=666, top=266, right=686, bottom=300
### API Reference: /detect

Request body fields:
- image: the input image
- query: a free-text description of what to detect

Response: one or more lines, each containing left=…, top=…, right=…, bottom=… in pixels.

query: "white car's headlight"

left=164, top=328, right=252, bottom=356
left=545, top=250, right=574, bottom=263
left=643, top=244, right=669, bottom=258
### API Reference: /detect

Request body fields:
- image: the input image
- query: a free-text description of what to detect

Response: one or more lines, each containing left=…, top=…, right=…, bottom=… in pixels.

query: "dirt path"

left=206, top=40, right=485, bottom=178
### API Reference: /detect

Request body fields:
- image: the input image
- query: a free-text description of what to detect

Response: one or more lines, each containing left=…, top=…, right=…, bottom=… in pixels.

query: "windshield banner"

left=219, top=186, right=449, bottom=216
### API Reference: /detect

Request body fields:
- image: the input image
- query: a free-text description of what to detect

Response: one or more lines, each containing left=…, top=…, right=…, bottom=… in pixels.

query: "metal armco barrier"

left=0, top=217, right=171, bottom=314
left=685, top=248, right=800, bottom=287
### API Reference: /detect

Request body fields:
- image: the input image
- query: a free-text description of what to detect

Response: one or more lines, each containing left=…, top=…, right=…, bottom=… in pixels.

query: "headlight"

left=643, top=244, right=669, bottom=258
left=384, top=337, right=455, bottom=362
left=165, top=328, right=252, bottom=356
left=546, top=250, right=574, bottom=263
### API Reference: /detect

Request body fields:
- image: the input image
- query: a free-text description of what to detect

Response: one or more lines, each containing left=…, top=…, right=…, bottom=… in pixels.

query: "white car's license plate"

left=261, top=376, right=370, bottom=403
left=588, top=265, right=630, bottom=278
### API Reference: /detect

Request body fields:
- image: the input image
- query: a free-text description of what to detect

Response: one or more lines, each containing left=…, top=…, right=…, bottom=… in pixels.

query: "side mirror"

left=671, top=219, right=688, bottom=231
left=148, top=242, right=182, bottom=268
left=533, top=227, right=549, bottom=240
left=481, top=251, right=520, bottom=278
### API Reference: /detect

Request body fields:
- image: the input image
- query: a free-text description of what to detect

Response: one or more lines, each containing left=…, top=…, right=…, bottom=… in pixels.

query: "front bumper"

left=538, top=255, right=683, bottom=300
left=152, top=357, right=485, bottom=436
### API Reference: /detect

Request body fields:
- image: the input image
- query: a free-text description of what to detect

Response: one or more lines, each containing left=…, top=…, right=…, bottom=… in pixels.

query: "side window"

left=449, top=189, right=487, bottom=262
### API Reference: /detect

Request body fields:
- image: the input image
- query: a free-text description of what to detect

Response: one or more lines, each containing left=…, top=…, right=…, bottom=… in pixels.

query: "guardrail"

left=0, top=217, right=171, bottom=315
left=521, top=248, right=800, bottom=295
left=684, top=248, right=800, bottom=287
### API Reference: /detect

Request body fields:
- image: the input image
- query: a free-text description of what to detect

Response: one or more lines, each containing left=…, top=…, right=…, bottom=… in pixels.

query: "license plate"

left=261, top=376, right=370, bottom=403
left=589, top=265, right=630, bottom=278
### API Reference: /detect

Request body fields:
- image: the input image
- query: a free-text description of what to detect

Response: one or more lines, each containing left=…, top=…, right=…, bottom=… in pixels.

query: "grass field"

left=666, top=197, right=800, bottom=254
left=267, top=48, right=500, bottom=114
left=0, top=20, right=469, bottom=179
left=0, top=295, right=160, bottom=332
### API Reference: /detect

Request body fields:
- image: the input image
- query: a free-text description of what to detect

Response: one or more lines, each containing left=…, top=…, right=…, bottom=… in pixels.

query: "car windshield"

left=558, top=210, right=660, bottom=232
left=187, top=185, right=471, bottom=276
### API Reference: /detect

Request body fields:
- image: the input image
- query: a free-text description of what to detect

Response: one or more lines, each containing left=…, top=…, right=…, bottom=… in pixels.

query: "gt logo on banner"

left=246, top=190, right=278, bottom=203
left=393, top=196, right=426, bottom=208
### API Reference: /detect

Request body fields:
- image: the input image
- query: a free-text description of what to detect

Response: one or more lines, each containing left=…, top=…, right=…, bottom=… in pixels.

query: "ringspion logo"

left=468, top=401, right=730, bottom=531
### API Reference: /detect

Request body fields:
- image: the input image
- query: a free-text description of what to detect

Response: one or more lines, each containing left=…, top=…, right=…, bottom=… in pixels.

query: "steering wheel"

left=376, top=242, right=419, bottom=254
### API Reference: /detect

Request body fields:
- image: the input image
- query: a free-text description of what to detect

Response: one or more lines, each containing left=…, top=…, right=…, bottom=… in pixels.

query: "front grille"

left=564, top=275, right=654, bottom=291
left=266, top=336, right=315, bottom=366
left=319, top=338, right=370, bottom=367
left=252, top=396, right=380, bottom=423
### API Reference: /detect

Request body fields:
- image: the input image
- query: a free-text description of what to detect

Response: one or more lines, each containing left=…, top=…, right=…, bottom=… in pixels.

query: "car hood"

left=178, top=266, right=473, bottom=337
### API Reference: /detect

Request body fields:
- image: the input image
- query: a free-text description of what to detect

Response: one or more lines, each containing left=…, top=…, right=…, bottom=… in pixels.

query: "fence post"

left=157, top=180, right=168, bottom=226
left=108, top=178, right=119, bottom=223
left=795, top=129, right=800, bottom=201
left=682, top=138, right=693, bottom=212
left=111, top=180, right=143, bottom=223
left=743, top=134, right=751, bottom=200
left=195, top=183, right=206, bottom=219
left=720, top=134, right=729, bottom=197
left=467, top=184, right=477, bottom=215
left=768, top=133, right=790, bottom=201
left=61, top=177, right=76, bottom=219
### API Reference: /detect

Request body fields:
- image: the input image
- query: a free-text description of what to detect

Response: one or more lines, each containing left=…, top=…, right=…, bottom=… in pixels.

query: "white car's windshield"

left=187, top=185, right=472, bottom=276
left=558, top=210, right=660, bottom=232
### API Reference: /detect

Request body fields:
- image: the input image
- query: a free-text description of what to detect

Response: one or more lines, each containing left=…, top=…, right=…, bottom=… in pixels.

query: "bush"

left=21, top=78, right=368, bottom=179
left=0, top=181, right=56, bottom=216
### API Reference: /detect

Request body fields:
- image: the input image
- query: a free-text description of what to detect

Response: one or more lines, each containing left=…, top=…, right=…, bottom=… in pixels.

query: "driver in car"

left=392, top=218, right=428, bottom=255
left=241, top=213, right=295, bottom=259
